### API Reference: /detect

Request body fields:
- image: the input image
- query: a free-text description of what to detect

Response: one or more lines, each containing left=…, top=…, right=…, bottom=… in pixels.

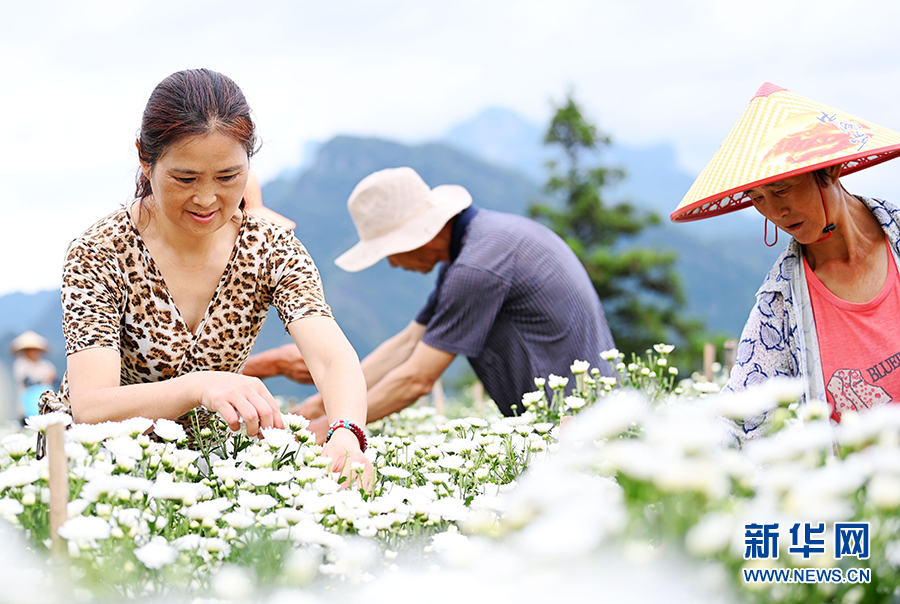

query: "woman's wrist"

left=325, top=420, right=367, bottom=452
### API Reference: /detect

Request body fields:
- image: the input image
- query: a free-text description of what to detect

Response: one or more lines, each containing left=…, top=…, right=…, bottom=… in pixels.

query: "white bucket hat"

left=335, top=167, right=472, bottom=272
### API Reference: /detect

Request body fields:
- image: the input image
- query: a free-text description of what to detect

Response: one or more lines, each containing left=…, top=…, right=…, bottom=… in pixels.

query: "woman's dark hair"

left=135, top=68, right=259, bottom=201
left=813, top=166, right=837, bottom=186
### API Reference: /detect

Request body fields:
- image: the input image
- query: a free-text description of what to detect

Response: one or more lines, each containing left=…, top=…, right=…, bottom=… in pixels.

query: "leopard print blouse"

left=40, top=206, right=332, bottom=444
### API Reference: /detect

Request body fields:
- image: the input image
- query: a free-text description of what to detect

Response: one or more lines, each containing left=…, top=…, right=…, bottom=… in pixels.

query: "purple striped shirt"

left=416, top=206, right=616, bottom=416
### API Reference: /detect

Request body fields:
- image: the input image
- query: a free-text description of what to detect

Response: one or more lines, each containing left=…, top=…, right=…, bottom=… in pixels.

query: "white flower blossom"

left=242, top=468, right=294, bottom=487
left=134, top=536, right=178, bottom=569
left=379, top=466, right=412, bottom=480
left=103, top=436, right=144, bottom=461
left=153, top=418, right=187, bottom=442
left=1, top=434, right=33, bottom=458
left=547, top=374, right=569, bottom=389
left=282, top=413, right=311, bottom=430
left=570, top=360, right=590, bottom=374
left=25, top=412, right=73, bottom=431
left=259, top=427, right=298, bottom=450
left=653, top=344, right=675, bottom=354
left=0, top=498, right=24, bottom=522
left=58, top=515, right=111, bottom=542
left=67, top=422, right=118, bottom=445
left=0, top=465, right=40, bottom=489
left=181, top=498, right=234, bottom=521
left=222, top=511, right=256, bottom=530
left=600, top=348, right=620, bottom=361
left=564, top=395, right=586, bottom=411
left=118, top=417, right=154, bottom=437
left=149, top=477, right=211, bottom=505
left=521, top=391, right=545, bottom=406
left=237, top=491, right=278, bottom=511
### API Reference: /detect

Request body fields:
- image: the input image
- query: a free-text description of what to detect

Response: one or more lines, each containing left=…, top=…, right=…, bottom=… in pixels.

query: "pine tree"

left=529, top=93, right=705, bottom=362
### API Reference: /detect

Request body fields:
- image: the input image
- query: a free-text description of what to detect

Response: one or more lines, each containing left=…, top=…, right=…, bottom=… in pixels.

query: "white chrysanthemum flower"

left=203, top=537, right=231, bottom=556
left=259, top=428, right=298, bottom=450
left=0, top=465, right=41, bottom=489
left=81, top=475, right=153, bottom=502
left=533, top=377, right=546, bottom=388
left=428, top=497, right=468, bottom=522
left=181, top=498, right=233, bottom=521
left=242, top=468, right=294, bottom=487
left=570, top=360, right=590, bottom=374
left=58, top=515, right=111, bottom=542
left=212, top=564, right=253, bottom=601
left=547, top=374, right=569, bottom=389
left=600, top=348, right=620, bottom=361
left=521, top=391, right=545, bottom=405
left=237, top=491, right=278, bottom=511
left=153, top=419, right=187, bottom=442
left=1, top=434, right=33, bottom=458
left=103, top=436, right=144, bottom=461
left=692, top=381, right=721, bottom=394
left=238, top=448, right=275, bottom=468
left=25, top=412, right=73, bottom=431
left=564, top=395, right=587, bottom=411
left=378, top=466, right=412, bottom=480
left=867, top=475, right=900, bottom=510
left=315, top=477, right=340, bottom=495
left=134, top=536, right=177, bottom=570
left=441, top=418, right=471, bottom=431
left=118, top=417, right=154, bottom=437
left=653, top=343, right=675, bottom=354
left=275, top=507, right=309, bottom=526
left=222, top=511, right=256, bottom=530
left=438, top=455, right=465, bottom=470
left=149, top=478, right=211, bottom=505
left=67, top=422, right=117, bottom=445
left=423, top=472, right=451, bottom=485
left=0, top=498, right=24, bottom=522
left=431, top=529, right=469, bottom=554
left=282, top=413, right=311, bottom=431
left=289, top=520, right=344, bottom=548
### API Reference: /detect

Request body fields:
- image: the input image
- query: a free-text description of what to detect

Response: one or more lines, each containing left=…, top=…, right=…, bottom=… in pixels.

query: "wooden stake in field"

left=703, top=342, right=716, bottom=382
left=46, top=423, right=69, bottom=559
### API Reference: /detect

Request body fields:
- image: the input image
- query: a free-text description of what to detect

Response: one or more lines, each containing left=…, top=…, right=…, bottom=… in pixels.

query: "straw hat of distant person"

left=335, top=167, right=472, bottom=272
left=10, top=331, right=50, bottom=355
left=243, top=171, right=296, bottom=230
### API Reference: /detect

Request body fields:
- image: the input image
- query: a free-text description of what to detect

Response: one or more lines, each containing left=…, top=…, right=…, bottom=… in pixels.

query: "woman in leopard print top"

left=42, top=69, right=372, bottom=487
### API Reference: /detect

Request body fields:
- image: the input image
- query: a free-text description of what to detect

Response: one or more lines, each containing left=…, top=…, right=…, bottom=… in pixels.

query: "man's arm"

left=289, top=320, right=428, bottom=419
left=243, top=343, right=314, bottom=383
left=364, top=340, right=455, bottom=423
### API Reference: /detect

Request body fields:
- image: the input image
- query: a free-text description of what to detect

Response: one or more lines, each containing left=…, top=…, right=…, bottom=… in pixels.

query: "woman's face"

left=746, top=173, right=831, bottom=245
left=142, top=131, right=250, bottom=238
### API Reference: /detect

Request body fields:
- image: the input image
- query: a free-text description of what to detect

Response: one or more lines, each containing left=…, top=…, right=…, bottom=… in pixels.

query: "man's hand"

left=243, top=344, right=314, bottom=384
left=289, top=392, right=325, bottom=419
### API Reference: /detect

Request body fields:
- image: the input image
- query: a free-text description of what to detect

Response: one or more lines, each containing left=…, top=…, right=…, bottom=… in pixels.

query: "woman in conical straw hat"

left=671, top=83, right=900, bottom=436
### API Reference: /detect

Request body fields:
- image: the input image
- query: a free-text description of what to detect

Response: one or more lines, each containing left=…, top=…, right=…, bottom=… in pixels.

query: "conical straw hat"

left=10, top=331, right=50, bottom=354
left=670, top=83, right=900, bottom=222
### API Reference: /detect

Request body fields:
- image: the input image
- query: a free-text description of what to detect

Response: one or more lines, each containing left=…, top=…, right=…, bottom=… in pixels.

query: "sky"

left=3, top=0, right=900, bottom=295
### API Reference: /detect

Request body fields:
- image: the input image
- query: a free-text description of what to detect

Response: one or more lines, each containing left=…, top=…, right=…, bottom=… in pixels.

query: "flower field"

left=2, top=347, right=900, bottom=604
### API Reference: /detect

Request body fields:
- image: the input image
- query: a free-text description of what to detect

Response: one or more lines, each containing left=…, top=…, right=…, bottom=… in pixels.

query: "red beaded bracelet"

left=325, top=420, right=368, bottom=453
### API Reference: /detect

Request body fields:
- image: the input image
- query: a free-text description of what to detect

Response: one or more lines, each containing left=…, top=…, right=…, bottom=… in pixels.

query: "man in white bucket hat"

left=292, top=166, right=616, bottom=433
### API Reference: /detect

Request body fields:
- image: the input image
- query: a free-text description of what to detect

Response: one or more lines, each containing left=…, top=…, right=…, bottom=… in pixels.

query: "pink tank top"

left=806, top=237, right=900, bottom=422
